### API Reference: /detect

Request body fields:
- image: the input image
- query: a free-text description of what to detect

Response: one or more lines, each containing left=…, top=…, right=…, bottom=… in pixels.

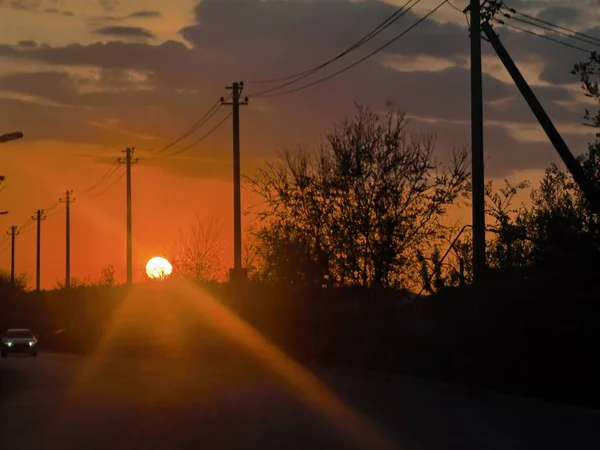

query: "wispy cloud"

left=94, top=26, right=155, bottom=40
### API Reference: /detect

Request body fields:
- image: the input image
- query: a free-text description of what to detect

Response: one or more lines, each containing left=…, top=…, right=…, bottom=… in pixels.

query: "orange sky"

left=0, top=0, right=597, bottom=289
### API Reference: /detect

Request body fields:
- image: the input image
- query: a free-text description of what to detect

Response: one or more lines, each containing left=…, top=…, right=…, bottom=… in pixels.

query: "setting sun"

left=145, top=257, right=173, bottom=280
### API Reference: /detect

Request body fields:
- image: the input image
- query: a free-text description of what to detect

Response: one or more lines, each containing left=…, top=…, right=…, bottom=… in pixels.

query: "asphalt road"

left=1, top=353, right=598, bottom=450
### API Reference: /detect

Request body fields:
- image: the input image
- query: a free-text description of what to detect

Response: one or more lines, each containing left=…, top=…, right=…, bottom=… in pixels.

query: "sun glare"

left=145, top=256, right=173, bottom=280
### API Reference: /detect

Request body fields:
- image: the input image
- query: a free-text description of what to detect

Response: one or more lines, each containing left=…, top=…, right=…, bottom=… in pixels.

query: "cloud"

left=0, top=0, right=596, bottom=179
left=498, top=24, right=600, bottom=85
left=44, top=7, right=75, bottom=16
left=5, top=0, right=74, bottom=15
left=17, top=40, right=37, bottom=48
left=536, top=6, right=582, bottom=26
left=96, top=9, right=162, bottom=23
left=94, top=26, right=155, bottom=40
left=98, top=0, right=119, bottom=12
left=126, top=10, right=161, bottom=19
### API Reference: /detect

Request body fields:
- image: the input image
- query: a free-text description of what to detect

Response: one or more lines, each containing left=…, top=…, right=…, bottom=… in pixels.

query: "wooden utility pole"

left=118, top=148, right=137, bottom=285
left=32, top=209, right=45, bottom=291
left=222, top=82, right=248, bottom=284
left=468, top=0, right=486, bottom=282
left=60, top=190, right=75, bottom=288
left=7, top=225, right=18, bottom=285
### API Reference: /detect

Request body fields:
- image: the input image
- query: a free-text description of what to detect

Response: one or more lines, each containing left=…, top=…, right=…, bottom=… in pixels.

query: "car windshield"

left=5, top=330, right=33, bottom=339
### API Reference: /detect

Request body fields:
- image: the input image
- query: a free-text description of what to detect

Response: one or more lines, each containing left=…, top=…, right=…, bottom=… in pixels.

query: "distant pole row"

left=5, top=149, right=137, bottom=291
left=6, top=79, right=252, bottom=290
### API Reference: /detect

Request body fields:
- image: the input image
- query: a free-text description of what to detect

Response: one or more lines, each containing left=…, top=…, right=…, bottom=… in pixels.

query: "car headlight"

left=29, top=341, right=35, bottom=347
left=6, top=342, right=12, bottom=347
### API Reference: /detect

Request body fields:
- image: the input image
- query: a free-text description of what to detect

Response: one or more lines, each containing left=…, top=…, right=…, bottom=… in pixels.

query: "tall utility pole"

left=118, top=148, right=138, bottom=285
left=32, top=209, right=45, bottom=292
left=222, top=82, right=248, bottom=284
left=60, top=190, right=75, bottom=288
left=467, top=0, right=486, bottom=283
left=7, top=225, right=18, bottom=284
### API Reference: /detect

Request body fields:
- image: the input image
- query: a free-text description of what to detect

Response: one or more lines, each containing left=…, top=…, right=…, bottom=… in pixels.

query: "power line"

left=165, top=112, right=233, bottom=158
left=494, top=19, right=593, bottom=54
left=154, top=97, right=229, bottom=154
left=251, top=0, right=448, bottom=100
left=500, top=11, right=600, bottom=50
left=18, top=219, right=35, bottom=235
left=502, top=2, right=600, bottom=46
left=44, top=199, right=61, bottom=213
left=45, top=205, right=65, bottom=220
left=446, top=0, right=466, bottom=14
left=79, top=161, right=120, bottom=194
left=86, top=171, right=126, bottom=199
left=247, top=0, right=419, bottom=93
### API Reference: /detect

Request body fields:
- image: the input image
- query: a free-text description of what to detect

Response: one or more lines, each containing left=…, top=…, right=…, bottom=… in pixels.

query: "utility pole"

left=466, top=0, right=486, bottom=283
left=7, top=225, right=18, bottom=285
left=60, top=190, right=75, bottom=288
left=32, top=209, right=45, bottom=292
left=118, top=148, right=137, bottom=285
left=222, top=82, right=248, bottom=285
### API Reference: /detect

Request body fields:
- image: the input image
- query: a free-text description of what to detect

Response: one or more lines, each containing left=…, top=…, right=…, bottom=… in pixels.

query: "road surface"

left=1, top=353, right=598, bottom=450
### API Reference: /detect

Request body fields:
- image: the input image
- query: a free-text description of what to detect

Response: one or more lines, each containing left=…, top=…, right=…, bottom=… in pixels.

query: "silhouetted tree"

left=572, top=51, right=600, bottom=133
left=485, top=179, right=532, bottom=269
left=98, top=265, right=117, bottom=286
left=54, top=275, right=95, bottom=290
left=168, top=214, right=225, bottom=282
left=520, top=145, right=600, bottom=265
left=248, top=105, right=470, bottom=288
left=0, top=270, right=29, bottom=292
left=241, top=230, right=266, bottom=282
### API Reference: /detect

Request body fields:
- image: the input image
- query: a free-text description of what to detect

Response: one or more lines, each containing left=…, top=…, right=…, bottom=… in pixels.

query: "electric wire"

left=154, top=95, right=231, bottom=154
left=246, top=0, right=419, bottom=94
left=501, top=11, right=600, bottom=49
left=166, top=112, right=233, bottom=158
left=494, top=19, right=593, bottom=54
left=251, top=0, right=448, bottom=99
left=79, top=161, right=120, bottom=194
left=502, top=2, right=600, bottom=46
left=85, top=171, right=126, bottom=199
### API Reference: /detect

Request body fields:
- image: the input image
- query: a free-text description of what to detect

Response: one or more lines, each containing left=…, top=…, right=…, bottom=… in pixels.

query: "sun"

left=145, top=256, right=173, bottom=280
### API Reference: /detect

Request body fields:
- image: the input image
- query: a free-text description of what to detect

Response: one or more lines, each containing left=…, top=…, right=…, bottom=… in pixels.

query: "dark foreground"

left=1, top=353, right=598, bottom=450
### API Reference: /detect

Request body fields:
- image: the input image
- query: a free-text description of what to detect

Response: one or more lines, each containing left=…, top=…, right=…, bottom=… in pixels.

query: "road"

left=1, top=353, right=598, bottom=450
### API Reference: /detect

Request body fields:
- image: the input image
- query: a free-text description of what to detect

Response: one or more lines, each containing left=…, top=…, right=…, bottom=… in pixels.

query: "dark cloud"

left=127, top=10, right=161, bottom=19
left=96, top=9, right=162, bottom=23
left=16, top=40, right=37, bottom=48
left=537, top=6, right=582, bottom=26
left=94, top=26, right=155, bottom=40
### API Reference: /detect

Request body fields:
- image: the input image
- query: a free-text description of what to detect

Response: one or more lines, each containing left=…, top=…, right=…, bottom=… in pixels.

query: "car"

left=1, top=328, right=38, bottom=357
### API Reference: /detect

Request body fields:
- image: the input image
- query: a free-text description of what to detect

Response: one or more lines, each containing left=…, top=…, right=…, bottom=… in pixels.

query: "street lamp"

left=0, top=132, right=23, bottom=143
